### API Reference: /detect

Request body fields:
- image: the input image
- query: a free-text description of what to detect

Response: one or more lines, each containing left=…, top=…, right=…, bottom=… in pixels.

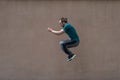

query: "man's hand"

left=48, top=27, right=53, bottom=32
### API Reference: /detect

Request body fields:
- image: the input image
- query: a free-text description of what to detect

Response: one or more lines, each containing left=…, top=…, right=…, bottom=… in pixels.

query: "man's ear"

left=63, top=22, right=66, bottom=25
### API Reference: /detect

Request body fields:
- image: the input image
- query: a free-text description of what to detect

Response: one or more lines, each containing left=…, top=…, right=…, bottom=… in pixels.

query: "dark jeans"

left=59, top=39, right=79, bottom=56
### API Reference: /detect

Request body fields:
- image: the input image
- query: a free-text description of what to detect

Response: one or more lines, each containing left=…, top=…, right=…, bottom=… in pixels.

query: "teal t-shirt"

left=63, top=23, right=80, bottom=42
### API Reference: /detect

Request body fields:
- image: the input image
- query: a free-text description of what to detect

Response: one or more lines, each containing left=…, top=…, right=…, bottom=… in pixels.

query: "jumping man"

left=48, top=17, right=80, bottom=61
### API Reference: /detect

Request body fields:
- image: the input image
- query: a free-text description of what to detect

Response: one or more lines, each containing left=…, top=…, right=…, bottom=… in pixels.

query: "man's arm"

left=48, top=27, right=64, bottom=35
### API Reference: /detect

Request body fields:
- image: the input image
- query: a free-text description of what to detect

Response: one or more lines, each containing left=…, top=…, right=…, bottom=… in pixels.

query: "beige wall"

left=0, top=1, right=120, bottom=80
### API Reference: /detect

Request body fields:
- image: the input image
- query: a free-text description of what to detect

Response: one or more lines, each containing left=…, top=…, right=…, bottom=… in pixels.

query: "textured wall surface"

left=0, top=1, right=120, bottom=80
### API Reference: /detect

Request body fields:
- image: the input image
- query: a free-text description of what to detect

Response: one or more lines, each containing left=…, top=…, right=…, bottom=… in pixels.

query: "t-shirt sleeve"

left=64, top=25, right=70, bottom=32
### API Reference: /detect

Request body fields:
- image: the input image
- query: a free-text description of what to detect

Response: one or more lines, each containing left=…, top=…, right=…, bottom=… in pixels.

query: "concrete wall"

left=0, top=1, right=120, bottom=80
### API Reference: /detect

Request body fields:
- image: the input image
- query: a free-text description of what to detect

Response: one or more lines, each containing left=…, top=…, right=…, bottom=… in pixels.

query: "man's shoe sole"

left=67, top=55, right=76, bottom=62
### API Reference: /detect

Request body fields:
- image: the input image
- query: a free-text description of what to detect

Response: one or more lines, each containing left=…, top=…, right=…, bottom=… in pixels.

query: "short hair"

left=60, top=17, right=68, bottom=23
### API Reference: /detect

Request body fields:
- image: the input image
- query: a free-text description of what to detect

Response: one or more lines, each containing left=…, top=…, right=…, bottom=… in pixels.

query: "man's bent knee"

left=59, top=41, right=64, bottom=45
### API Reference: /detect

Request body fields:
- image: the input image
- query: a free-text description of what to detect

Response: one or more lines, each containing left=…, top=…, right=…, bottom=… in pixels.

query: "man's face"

left=59, top=20, right=64, bottom=27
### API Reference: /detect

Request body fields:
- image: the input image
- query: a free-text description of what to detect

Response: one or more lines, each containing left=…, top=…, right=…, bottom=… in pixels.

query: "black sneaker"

left=67, top=54, right=76, bottom=61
